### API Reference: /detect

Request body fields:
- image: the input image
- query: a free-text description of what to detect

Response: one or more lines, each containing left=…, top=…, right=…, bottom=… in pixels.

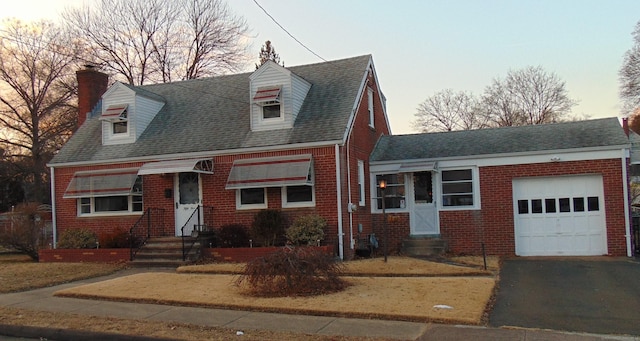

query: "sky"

left=2, top=0, right=640, bottom=134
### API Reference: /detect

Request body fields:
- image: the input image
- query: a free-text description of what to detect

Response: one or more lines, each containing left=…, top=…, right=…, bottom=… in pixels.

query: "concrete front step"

left=401, top=237, right=447, bottom=256
left=132, top=237, right=200, bottom=265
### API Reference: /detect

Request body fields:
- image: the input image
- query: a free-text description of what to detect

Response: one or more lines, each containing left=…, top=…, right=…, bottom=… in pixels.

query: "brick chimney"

left=76, top=65, right=108, bottom=128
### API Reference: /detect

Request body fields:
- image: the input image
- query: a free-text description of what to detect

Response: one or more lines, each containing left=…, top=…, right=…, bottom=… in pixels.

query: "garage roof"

left=371, top=117, right=629, bottom=162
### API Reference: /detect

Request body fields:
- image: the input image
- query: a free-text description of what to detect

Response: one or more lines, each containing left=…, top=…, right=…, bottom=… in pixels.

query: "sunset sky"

left=3, top=0, right=640, bottom=134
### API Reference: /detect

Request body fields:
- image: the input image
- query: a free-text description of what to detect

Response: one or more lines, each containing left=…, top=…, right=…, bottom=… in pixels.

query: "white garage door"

left=513, top=175, right=607, bottom=256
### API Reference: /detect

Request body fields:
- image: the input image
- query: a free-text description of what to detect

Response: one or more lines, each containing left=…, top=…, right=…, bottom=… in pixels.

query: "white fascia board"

left=47, top=139, right=344, bottom=168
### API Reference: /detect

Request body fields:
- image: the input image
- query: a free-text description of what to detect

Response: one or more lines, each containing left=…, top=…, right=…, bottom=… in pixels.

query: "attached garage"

left=513, top=175, right=607, bottom=256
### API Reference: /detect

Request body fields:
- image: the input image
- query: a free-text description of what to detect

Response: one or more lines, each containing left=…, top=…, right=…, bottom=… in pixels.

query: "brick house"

left=369, top=118, right=633, bottom=257
left=48, top=55, right=390, bottom=260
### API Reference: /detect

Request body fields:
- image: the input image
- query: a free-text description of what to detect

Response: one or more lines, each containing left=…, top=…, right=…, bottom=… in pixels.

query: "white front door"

left=410, top=172, right=438, bottom=235
left=175, top=172, right=202, bottom=236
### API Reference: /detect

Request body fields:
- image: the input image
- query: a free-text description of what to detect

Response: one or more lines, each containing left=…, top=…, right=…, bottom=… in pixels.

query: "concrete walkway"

left=0, top=269, right=637, bottom=341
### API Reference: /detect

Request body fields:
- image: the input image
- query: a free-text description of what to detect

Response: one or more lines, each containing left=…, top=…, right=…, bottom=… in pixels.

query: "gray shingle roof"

left=370, top=117, right=629, bottom=163
left=51, top=55, right=371, bottom=165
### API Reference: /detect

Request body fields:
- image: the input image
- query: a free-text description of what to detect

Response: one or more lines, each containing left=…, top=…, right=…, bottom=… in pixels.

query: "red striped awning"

left=253, top=86, right=281, bottom=103
left=101, top=105, right=128, bottom=121
left=64, top=168, right=139, bottom=198
left=226, top=154, right=313, bottom=189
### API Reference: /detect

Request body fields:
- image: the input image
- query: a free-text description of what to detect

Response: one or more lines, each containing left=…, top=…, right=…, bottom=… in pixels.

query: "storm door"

left=174, top=172, right=202, bottom=236
left=409, top=171, right=439, bottom=235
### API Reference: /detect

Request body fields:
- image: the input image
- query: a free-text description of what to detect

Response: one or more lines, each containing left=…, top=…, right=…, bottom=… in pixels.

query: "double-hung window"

left=237, top=188, right=267, bottom=210
left=374, top=174, right=406, bottom=210
left=440, top=168, right=477, bottom=208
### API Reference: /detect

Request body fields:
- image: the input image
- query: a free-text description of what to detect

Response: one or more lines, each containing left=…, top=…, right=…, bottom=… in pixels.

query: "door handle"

left=175, top=202, right=178, bottom=209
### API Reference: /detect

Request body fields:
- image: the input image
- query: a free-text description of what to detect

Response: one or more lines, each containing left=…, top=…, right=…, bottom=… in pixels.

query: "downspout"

left=335, top=144, right=344, bottom=260
left=622, top=149, right=632, bottom=257
left=346, top=129, right=354, bottom=253
left=50, top=166, right=57, bottom=248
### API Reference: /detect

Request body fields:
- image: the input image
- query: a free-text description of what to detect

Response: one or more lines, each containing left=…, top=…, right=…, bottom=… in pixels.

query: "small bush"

left=57, top=228, right=98, bottom=249
left=286, top=214, right=326, bottom=246
left=236, top=246, right=346, bottom=297
left=251, top=209, right=286, bottom=247
left=99, top=229, right=141, bottom=248
left=216, top=224, right=250, bottom=247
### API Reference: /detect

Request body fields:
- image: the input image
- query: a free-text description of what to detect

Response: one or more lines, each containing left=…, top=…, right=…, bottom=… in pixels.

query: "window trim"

left=371, top=173, right=408, bottom=213
left=77, top=194, right=143, bottom=217
left=438, top=167, right=480, bottom=210
left=236, top=188, right=267, bottom=210
left=358, top=160, right=366, bottom=206
left=281, top=185, right=315, bottom=208
left=367, top=87, right=375, bottom=128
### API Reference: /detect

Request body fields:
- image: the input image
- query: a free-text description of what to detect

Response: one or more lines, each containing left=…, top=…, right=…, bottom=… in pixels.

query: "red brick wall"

left=340, top=66, right=390, bottom=260
left=76, top=68, right=108, bottom=127
left=39, top=248, right=129, bottom=263
left=439, top=159, right=627, bottom=256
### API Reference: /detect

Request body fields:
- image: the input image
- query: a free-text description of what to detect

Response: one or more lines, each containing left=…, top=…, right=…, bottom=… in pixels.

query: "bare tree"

left=481, top=66, right=576, bottom=127
left=0, top=19, right=79, bottom=204
left=412, top=89, right=487, bottom=132
left=256, top=40, right=283, bottom=69
left=63, top=0, right=250, bottom=85
left=620, top=21, right=640, bottom=115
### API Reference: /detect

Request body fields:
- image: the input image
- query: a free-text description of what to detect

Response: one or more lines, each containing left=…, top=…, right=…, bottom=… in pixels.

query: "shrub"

left=217, top=224, right=250, bottom=247
left=236, top=246, right=346, bottom=297
left=286, top=214, right=326, bottom=246
left=57, top=228, right=98, bottom=249
left=99, top=228, right=141, bottom=248
left=251, top=209, right=286, bottom=247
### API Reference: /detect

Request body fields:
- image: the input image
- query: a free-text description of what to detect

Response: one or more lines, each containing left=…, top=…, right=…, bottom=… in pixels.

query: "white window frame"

left=367, top=87, right=374, bottom=128
left=236, top=188, right=268, bottom=210
left=438, top=167, right=480, bottom=210
left=77, top=194, right=143, bottom=216
left=282, top=185, right=315, bottom=208
left=371, top=173, right=408, bottom=213
left=358, top=160, right=365, bottom=206
left=261, top=102, right=283, bottom=121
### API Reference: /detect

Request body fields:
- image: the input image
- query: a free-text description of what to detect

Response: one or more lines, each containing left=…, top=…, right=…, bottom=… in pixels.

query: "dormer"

left=249, top=60, right=311, bottom=131
left=100, top=82, right=165, bottom=145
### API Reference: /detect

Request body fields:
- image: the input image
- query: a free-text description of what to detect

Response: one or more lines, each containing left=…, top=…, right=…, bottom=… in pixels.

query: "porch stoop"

left=129, top=237, right=200, bottom=267
left=401, top=236, right=448, bottom=256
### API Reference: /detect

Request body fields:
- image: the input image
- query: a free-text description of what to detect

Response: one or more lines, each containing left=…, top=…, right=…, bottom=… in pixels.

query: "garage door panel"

left=513, top=175, right=607, bottom=256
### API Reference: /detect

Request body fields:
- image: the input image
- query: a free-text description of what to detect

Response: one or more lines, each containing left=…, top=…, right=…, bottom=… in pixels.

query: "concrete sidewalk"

left=0, top=269, right=637, bottom=341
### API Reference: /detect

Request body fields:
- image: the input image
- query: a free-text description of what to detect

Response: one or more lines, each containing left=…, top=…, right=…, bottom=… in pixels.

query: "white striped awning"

left=64, top=168, right=139, bottom=198
left=138, top=158, right=213, bottom=175
left=100, top=104, right=128, bottom=121
left=226, top=154, right=313, bottom=190
left=253, top=86, right=281, bottom=104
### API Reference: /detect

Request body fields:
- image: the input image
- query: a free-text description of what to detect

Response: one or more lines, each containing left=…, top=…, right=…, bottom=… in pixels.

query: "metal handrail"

left=129, top=208, right=165, bottom=261
left=180, top=205, right=214, bottom=261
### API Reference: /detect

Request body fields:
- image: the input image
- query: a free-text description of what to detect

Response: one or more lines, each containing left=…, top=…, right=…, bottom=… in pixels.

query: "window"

left=441, top=169, right=475, bottom=207
left=112, top=120, right=128, bottom=134
left=518, top=200, right=528, bottom=214
left=358, top=160, right=365, bottom=206
left=367, top=88, right=374, bottom=127
left=282, top=185, right=315, bottom=208
left=262, top=103, right=281, bottom=119
left=253, top=86, right=282, bottom=120
left=237, top=188, right=267, bottom=209
left=375, top=174, right=406, bottom=210
left=77, top=176, right=142, bottom=216
left=102, top=105, right=128, bottom=135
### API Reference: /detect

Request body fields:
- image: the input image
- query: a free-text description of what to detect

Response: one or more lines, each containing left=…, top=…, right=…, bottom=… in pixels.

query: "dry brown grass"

left=0, top=254, right=500, bottom=340
left=0, top=254, right=124, bottom=293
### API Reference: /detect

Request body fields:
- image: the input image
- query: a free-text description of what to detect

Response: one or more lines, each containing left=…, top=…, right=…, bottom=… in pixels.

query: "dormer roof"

left=50, top=55, right=381, bottom=166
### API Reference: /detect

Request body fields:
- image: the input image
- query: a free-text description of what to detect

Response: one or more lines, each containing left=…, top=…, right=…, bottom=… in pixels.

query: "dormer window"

left=101, top=104, right=129, bottom=135
left=253, top=86, right=282, bottom=120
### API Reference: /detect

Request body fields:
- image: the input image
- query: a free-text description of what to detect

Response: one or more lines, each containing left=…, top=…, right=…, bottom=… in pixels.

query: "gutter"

left=50, top=166, right=57, bottom=248
left=622, top=149, right=632, bottom=257
left=335, top=144, right=344, bottom=260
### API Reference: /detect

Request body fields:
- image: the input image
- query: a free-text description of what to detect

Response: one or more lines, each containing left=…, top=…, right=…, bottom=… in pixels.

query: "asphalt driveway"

left=490, top=257, right=640, bottom=336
